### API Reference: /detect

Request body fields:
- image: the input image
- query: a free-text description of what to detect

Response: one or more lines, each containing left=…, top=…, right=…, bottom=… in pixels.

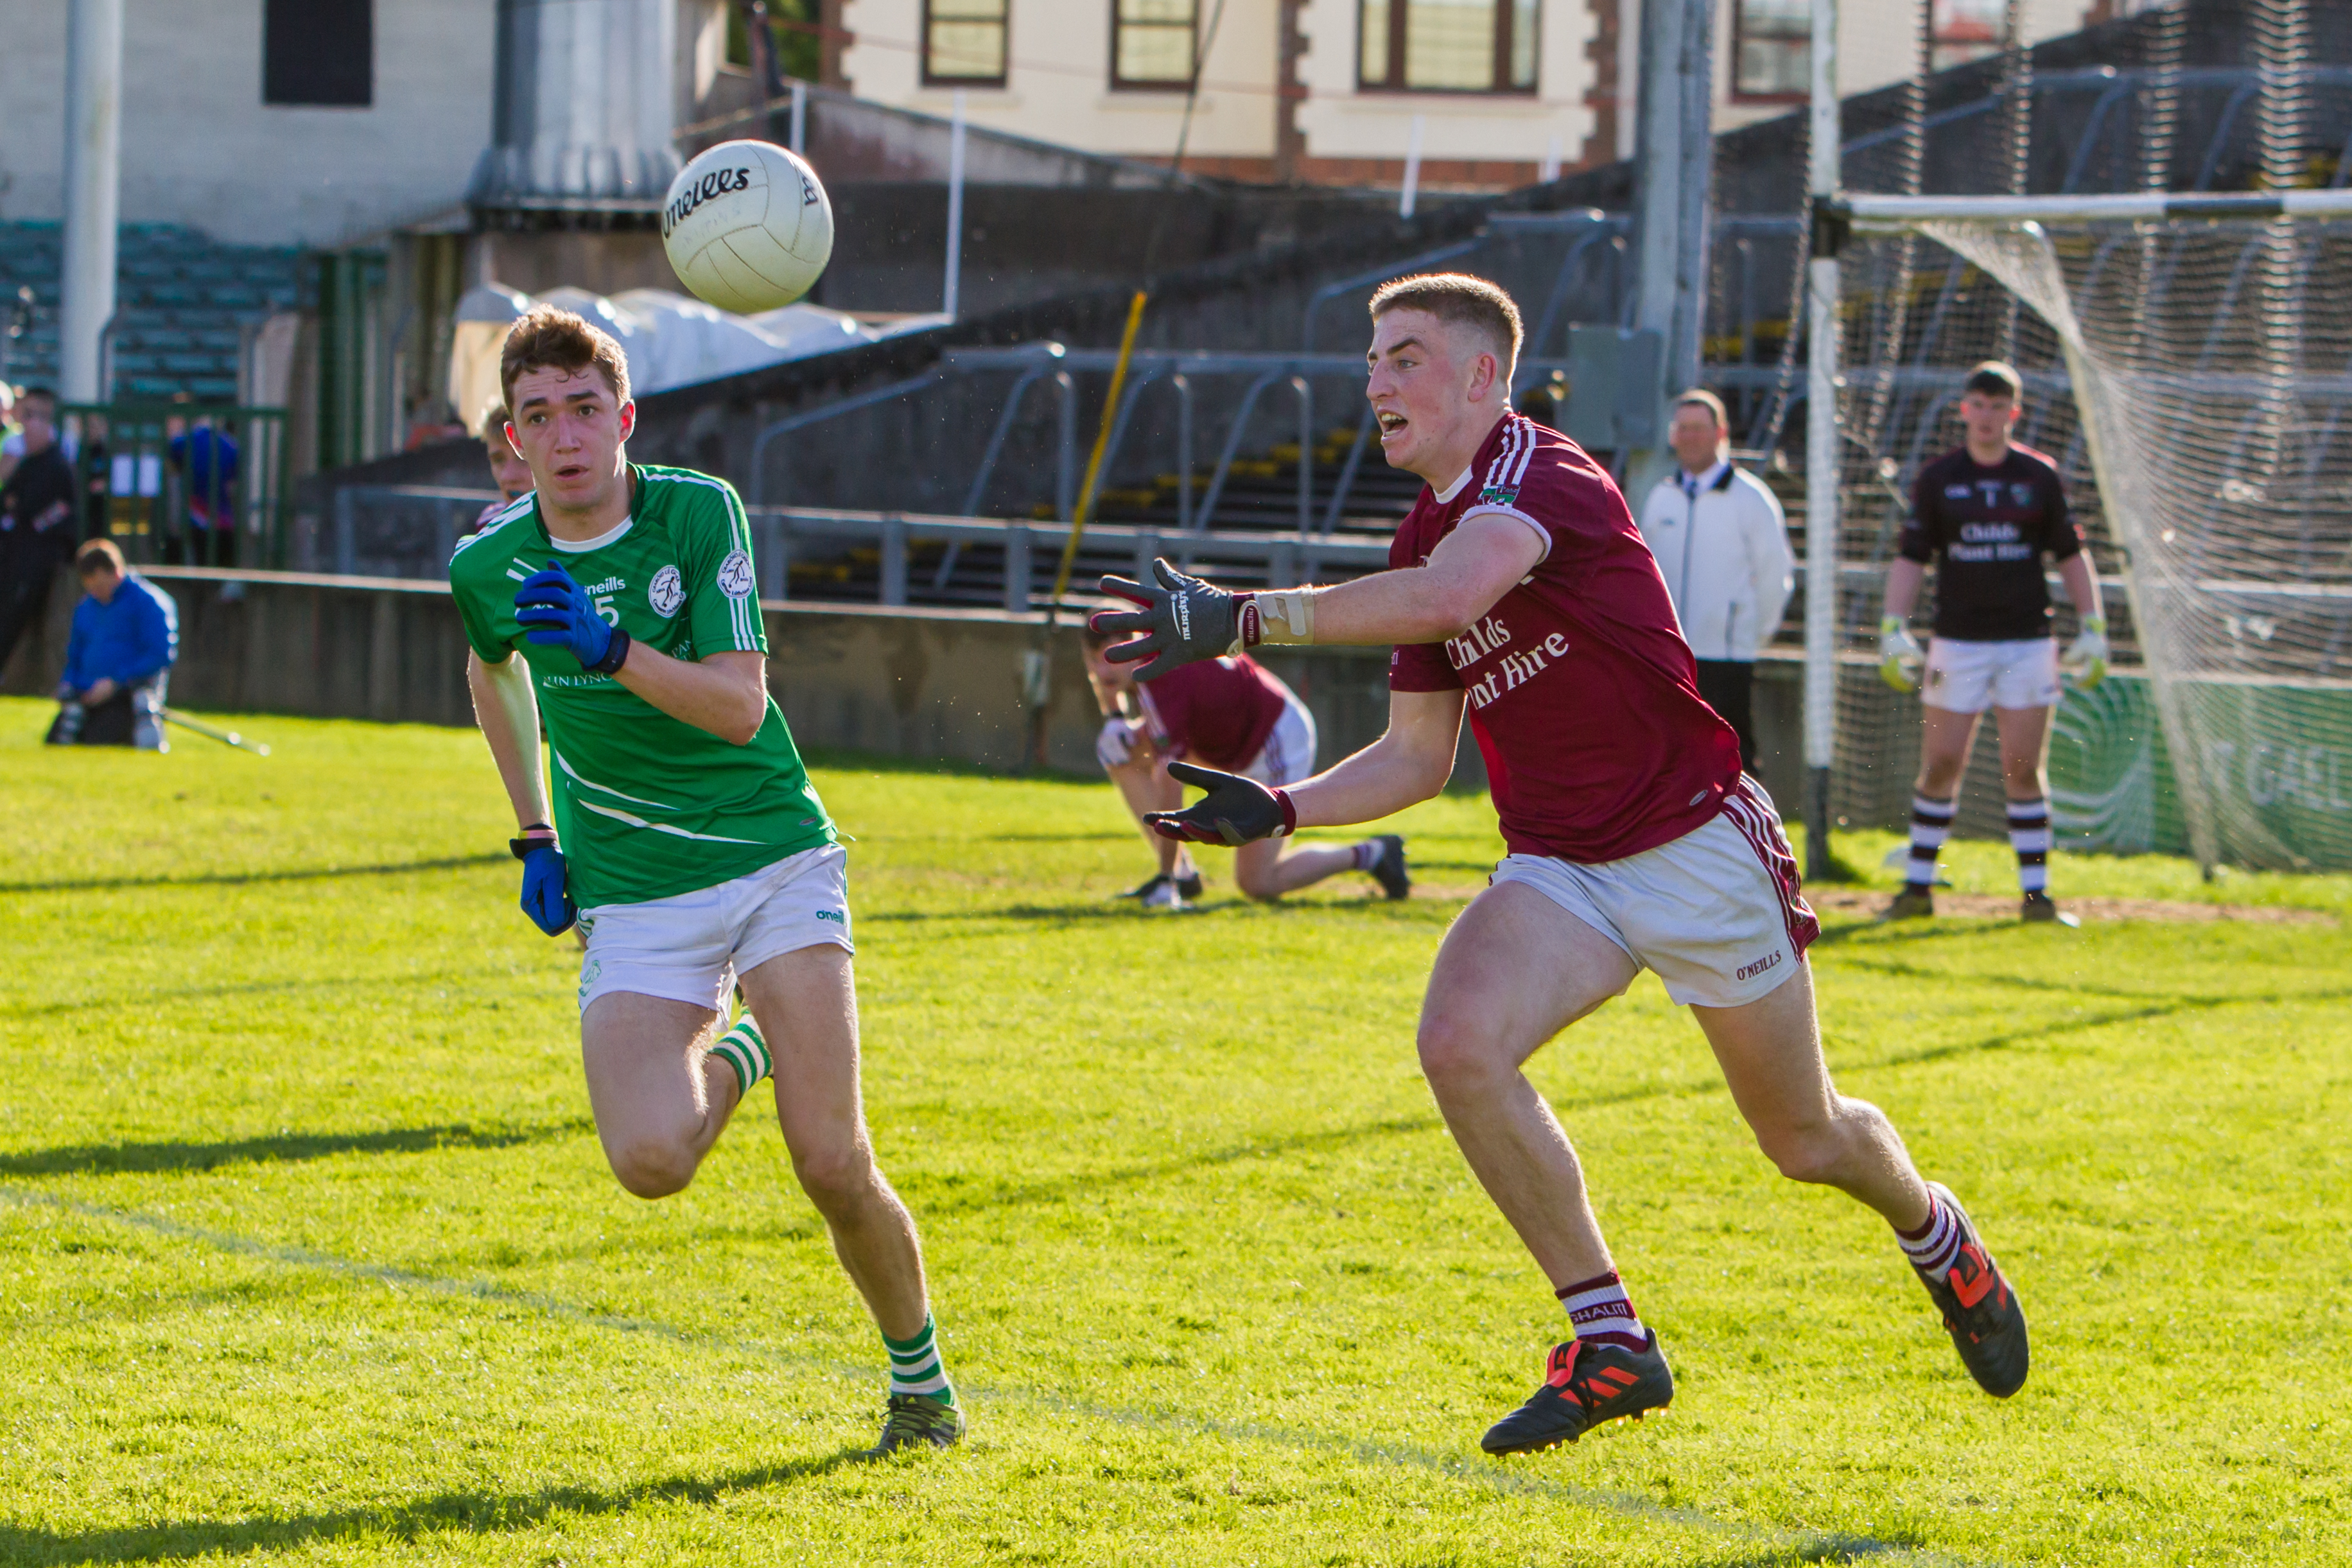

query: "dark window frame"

left=921, top=0, right=1011, bottom=86
left=1354, top=0, right=1538, bottom=96
left=1730, top=0, right=1808, bottom=104
left=1109, top=0, right=1200, bottom=92
left=262, top=0, right=374, bottom=108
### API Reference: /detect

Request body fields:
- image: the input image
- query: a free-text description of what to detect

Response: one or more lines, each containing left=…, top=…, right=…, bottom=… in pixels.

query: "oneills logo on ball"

left=661, top=166, right=756, bottom=238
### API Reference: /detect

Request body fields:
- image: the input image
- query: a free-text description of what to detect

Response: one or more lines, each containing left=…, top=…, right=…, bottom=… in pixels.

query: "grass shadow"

left=0, top=964, right=552, bottom=1022
left=906, top=1113, right=1445, bottom=1216
left=0, top=1446, right=872, bottom=1565
left=0, top=855, right=505, bottom=896
left=0, top=1120, right=593, bottom=1180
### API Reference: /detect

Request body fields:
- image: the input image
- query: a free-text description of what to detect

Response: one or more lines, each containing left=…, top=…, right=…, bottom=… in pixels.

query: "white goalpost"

left=1813, top=187, right=2352, bottom=874
left=1798, top=0, right=2352, bottom=876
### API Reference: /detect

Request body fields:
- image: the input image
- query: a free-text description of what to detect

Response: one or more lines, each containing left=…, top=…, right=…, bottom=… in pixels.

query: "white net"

left=1833, top=213, right=2352, bottom=871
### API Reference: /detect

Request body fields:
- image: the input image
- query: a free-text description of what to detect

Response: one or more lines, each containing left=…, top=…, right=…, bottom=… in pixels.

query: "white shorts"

left=1488, top=777, right=1819, bottom=1009
left=1235, top=695, right=1317, bottom=787
left=1922, top=636, right=2059, bottom=713
left=574, top=843, right=853, bottom=1015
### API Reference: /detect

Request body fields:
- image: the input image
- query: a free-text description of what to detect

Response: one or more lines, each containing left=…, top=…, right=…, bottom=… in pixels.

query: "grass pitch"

left=1, top=695, right=2346, bottom=1567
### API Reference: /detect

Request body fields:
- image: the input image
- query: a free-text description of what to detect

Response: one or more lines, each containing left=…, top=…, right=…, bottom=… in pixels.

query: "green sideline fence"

left=59, top=403, right=292, bottom=570
left=2051, top=672, right=2352, bottom=873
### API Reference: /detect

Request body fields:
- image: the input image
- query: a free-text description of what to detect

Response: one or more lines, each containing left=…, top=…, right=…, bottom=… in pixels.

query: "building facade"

left=0, top=0, right=731, bottom=248
left=840, top=0, right=2124, bottom=187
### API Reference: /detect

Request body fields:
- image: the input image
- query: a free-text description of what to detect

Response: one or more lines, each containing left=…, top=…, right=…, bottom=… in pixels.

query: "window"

left=1113, top=0, right=1198, bottom=89
left=1357, top=0, right=1537, bottom=94
left=923, top=0, right=1008, bottom=83
left=1930, top=0, right=2003, bottom=72
left=263, top=0, right=372, bottom=107
left=1732, top=0, right=1808, bottom=101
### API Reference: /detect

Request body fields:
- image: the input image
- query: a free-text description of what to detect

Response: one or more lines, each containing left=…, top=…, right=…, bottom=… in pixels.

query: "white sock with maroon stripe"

left=1895, top=1191, right=1962, bottom=1278
left=1352, top=839, right=1385, bottom=873
left=1556, top=1271, right=1648, bottom=1353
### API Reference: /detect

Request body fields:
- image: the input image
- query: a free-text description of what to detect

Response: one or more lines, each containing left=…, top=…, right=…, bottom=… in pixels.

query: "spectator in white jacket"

left=1636, top=390, right=1795, bottom=769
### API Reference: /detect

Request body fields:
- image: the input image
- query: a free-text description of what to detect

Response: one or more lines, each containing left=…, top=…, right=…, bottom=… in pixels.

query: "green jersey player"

left=449, top=306, right=961, bottom=1456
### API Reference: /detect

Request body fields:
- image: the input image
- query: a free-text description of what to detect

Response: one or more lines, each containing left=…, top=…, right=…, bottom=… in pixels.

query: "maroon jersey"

left=1387, top=415, right=1743, bottom=864
left=1138, top=654, right=1291, bottom=771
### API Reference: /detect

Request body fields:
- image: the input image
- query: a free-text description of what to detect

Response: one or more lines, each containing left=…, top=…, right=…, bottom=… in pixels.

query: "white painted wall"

left=0, top=0, right=494, bottom=248
left=841, top=0, right=1282, bottom=159
left=1294, top=0, right=1596, bottom=166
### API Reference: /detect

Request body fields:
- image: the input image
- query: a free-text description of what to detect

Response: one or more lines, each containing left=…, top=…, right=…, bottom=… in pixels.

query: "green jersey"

left=449, top=463, right=833, bottom=907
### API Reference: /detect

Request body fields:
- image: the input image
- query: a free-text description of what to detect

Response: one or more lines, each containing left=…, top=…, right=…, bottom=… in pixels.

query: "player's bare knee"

left=1237, top=865, right=1283, bottom=902
left=1416, top=1015, right=1505, bottom=1093
left=607, top=1138, right=699, bottom=1199
left=790, top=1139, right=879, bottom=1214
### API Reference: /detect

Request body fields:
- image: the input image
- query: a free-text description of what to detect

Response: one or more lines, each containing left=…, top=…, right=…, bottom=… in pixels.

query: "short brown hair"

left=1671, top=388, right=1729, bottom=430
left=478, top=400, right=512, bottom=444
left=500, top=305, right=631, bottom=412
left=76, top=537, right=125, bottom=576
left=1368, top=273, right=1524, bottom=375
left=1963, top=361, right=2023, bottom=401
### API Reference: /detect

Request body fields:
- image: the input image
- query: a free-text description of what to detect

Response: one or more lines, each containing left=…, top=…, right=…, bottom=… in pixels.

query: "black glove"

left=1144, top=761, right=1297, bottom=846
left=1092, top=559, right=1242, bottom=681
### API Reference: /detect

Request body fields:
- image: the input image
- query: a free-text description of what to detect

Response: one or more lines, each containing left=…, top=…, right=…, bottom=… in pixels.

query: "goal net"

left=1822, top=196, right=2352, bottom=874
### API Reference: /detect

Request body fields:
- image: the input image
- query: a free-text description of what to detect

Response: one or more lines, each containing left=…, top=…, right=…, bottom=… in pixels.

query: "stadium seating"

left=0, top=222, right=304, bottom=403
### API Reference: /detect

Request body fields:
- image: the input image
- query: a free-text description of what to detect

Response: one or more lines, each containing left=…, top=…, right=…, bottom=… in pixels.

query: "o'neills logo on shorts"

left=1736, top=951, right=1783, bottom=982
left=662, top=166, right=755, bottom=237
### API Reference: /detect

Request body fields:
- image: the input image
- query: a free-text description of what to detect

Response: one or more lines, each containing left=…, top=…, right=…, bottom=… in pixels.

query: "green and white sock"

left=708, top=1015, right=772, bottom=1099
left=883, top=1314, right=957, bottom=1406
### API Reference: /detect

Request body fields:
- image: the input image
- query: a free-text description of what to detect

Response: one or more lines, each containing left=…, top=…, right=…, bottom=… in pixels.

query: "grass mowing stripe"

left=0, top=1185, right=1990, bottom=1568
left=0, top=853, right=509, bottom=896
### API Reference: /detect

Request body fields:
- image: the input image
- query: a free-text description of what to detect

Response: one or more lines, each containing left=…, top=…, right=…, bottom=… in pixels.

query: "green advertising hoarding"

left=2050, top=673, right=2352, bottom=870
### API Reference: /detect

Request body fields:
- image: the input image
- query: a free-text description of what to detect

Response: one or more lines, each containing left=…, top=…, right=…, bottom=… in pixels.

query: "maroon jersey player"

left=1077, top=631, right=1408, bottom=908
left=1094, top=272, right=2028, bottom=1454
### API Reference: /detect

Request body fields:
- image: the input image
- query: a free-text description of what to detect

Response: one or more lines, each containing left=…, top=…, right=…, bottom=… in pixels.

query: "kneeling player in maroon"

left=1079, top=623, right=1409, bottom=908
left=1095, top=273, right=2028, bottom=1454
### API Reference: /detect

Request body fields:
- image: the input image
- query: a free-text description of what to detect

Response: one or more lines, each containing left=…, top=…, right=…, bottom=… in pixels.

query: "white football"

left=661, top=140, right=835, bottom=314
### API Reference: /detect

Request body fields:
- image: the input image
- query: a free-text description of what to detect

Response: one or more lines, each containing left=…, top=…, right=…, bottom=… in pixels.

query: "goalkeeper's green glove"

left=2064, top=614, right=2109, bottom=690
left=1878, top=616, right=1924, bottom=693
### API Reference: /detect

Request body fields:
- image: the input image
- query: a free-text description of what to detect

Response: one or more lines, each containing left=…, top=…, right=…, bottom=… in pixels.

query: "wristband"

left=1271, top=788, right=1298, bottom=838
left=2081, top=614, right=2107, bottom=634
left=589, top=626, right=632, bottom=675
left=1237, top=589, right=1316, bottom=649
left=1880, top=614, right=1904, bottom=636
left=510, top=823, right=556, bottom=860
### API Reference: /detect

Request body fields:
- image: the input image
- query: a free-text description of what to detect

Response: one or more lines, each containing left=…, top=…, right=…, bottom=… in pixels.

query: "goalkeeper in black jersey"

left=1877, top=361, right=2108, bottom=923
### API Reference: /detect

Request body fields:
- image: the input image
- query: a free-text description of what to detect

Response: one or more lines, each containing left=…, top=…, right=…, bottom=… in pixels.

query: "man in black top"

left=1877, top=362, right=2107, bottom=923
left=0, top=389, right=79, bottom=677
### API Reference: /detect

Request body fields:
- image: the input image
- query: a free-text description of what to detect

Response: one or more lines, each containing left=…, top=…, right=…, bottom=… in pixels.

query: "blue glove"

left=515, top=561, right=629, bottom=674
left=518, top=842, right=577, bottom=936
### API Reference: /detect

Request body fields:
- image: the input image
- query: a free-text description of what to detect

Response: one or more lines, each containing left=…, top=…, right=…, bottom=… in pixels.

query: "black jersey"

left=1900, top=444, right=2082, bottom=642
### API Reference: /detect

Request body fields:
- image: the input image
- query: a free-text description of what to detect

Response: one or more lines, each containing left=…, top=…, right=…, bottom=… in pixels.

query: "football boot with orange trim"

left=1915, top=1181, right=2030, bottom=1398
left=1479, top=1332, right=1673, bottom=1456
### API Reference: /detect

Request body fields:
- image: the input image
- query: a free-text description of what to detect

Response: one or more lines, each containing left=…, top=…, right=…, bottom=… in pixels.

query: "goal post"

left=1812, top=189, right=2352, bottom=875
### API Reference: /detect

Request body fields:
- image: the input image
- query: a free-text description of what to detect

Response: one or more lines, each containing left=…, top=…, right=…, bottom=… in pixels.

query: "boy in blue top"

left=48, top=539, right=179, bottom=749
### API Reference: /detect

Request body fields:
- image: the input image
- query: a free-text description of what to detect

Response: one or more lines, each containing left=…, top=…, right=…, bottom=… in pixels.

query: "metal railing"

left=330, top=485, right=506, bottom=579
left=327, top=484, right=1394, bottom=607
left=59, top=403, right=292, bottom=569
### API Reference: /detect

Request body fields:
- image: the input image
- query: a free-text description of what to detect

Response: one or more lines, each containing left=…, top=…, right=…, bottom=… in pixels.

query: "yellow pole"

left=1046, top=289, right=1149, bottom=618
